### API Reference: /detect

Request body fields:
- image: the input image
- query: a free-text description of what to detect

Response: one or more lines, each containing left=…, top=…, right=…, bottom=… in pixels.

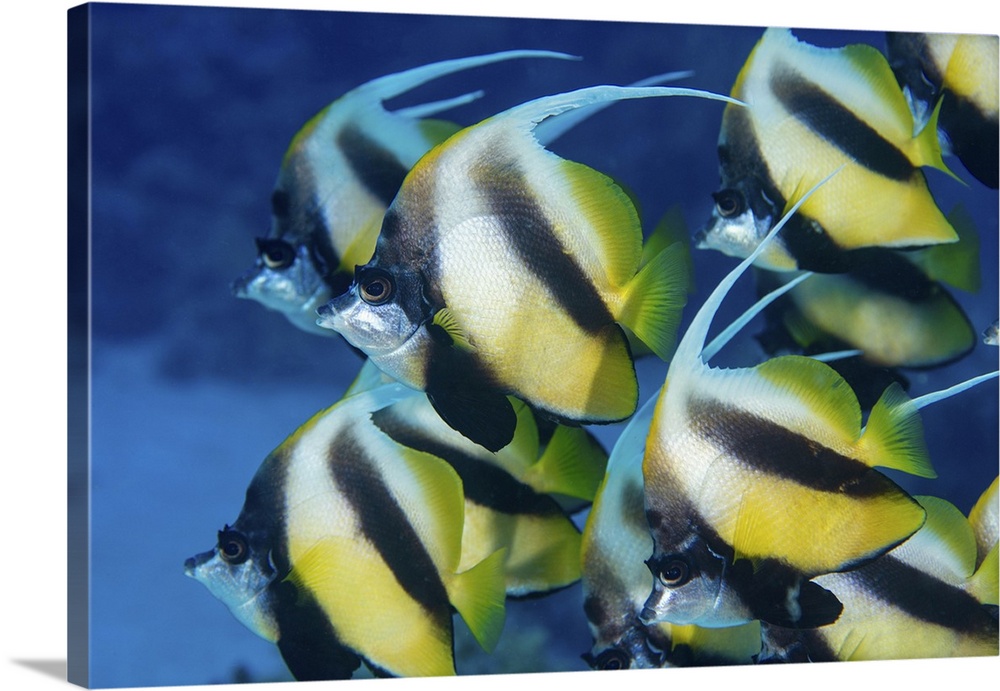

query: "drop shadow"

left=10, top=659, right=67, bottom=681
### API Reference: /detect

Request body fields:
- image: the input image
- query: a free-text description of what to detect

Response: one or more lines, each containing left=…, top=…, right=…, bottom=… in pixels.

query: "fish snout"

left=231, top=267, right=259, bottom=298
left=637, top=606, right=658, bottom=625
left=184, top=548, right=216, bottom=577
left=315, top=289, right=356, bottom=331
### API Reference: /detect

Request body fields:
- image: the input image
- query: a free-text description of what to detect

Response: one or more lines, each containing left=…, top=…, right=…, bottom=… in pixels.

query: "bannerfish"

left=186, top=383, right=508, bottom=679
left=232, top=49, right=577, bottom=335
left=317, top=83, right=740, bottom=451
left=697, top=28, right=959, bottom=273
left=758, top=485, right=999, bottom=662
left=581, top=395, right=760, bottom=670
left=640, top=179, right=933, bottom=630
left=362, top=386, right=607, bottom=597
left=886, top=32, right=999, bottom=188
left=752, top=240, right=977, bottom=370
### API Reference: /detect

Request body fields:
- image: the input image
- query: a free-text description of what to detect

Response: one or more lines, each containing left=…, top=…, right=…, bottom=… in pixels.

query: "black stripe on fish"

left=240, top=445, right=294, bottom=576
left=370, top=405, right=562, bottom=517
left=270, top=179, right=343, bottom=288
left=771, top=65, right=915, bottom=182
left=583, top=592, right=614, bottom=629
left=422, top=333, right=518, bottom=452
left=852, top=554, right=1000, bottom=636
left=273, top=580, right=362, bottom=681
left=690, top=397, right=903, bottom=499
left=471, top=158, right=616, bottom=335
left=837, top=248, right=942, bottom=301
left=328, top=429, right=452, bottom=625
left=336, top=123, right=410, bottom=208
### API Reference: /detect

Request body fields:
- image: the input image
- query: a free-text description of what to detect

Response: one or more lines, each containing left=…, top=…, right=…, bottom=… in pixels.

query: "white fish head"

left=316, top=264, right=427, bottom=358
left=696, top=182, right=799, bottom=272
left=184, top=524, right=280, bottom=642
left=233, top=237, right=338, bottom=336
left=639, top=534, right=735, bottom=628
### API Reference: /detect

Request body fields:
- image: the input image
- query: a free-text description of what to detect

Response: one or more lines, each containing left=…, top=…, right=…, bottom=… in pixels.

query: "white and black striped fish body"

left=641, top=181, right=936, bottom=631
left=886, top=32, right=999, bottom=189
left=318, top=83, right=739, bottom=451
left=364, top=391, right=607, bottom=598
left=697, top=28, right=960, bottom=273
left=187, top=383, right=509, bottom=679
left=232, top=49, right=577, bottom=336
left=758, top=488, right=1000, bottom=662
left=184, top=434, right=365, bottom=680
left=581, top=395, right=760, bottom=669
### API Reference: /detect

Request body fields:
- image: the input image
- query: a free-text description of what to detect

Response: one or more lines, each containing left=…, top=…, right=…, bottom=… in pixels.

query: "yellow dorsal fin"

left=616, top=241, right=691, bottom=361
left=559, top=158, right=644, bottom=288
left=755, top=355, right=862, bottom=441
left=857, top=383, right=936, bottom=478
left=431, top=308, right=476, bottom=352
left=447, top=548, right=508, bottom=653
left=523, top=425, right=608, bottom=501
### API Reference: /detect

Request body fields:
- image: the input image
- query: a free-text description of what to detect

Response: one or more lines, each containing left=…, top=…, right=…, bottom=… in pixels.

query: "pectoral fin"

left=426, top=381, right=517, bottom=452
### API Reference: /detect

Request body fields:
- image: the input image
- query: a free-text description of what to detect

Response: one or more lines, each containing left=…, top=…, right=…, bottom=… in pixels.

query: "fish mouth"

left=184, top=548, right=216, bottom=577
left=637, top=606, right=657, bottom=625
left=315, top=290, right=355, bottom=331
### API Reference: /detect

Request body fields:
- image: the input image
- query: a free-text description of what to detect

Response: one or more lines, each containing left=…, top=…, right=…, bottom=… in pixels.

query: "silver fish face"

left=185, top=525, right=280, bottom=642
left=639, top=536, right=731, bottom=628
left=316, top=266, right=426, bottom=358
left=695, top=180, right=788, bottom=267
left=233, top=238, right=337, bottom=336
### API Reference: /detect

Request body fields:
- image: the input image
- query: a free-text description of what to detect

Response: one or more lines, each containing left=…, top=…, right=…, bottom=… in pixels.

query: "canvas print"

left=67, top=2, right=999, bottom=688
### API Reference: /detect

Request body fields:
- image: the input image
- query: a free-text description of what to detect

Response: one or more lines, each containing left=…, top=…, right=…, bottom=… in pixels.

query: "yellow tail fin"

left=858, top=383, right=935, bottom=478
left=617, top=241, right=690, bottom=361
left=448, top=548, right=508, bottom=653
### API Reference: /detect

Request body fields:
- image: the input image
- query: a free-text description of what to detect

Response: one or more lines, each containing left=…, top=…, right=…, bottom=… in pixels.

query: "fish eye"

left=358, top=269, right=395, bottom=305
left=712, top=189, right=745, bottom=218
left=217, top=526, right=249, bottom=565
left=656, top=556, right=691, bottom=587
left=256, top=238, right=296, bottom=270
left=593, top=648, right=630, bottom=671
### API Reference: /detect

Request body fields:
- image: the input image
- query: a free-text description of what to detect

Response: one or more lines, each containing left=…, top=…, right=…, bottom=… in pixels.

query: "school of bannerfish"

left=187, top=29, right=999, bottom=680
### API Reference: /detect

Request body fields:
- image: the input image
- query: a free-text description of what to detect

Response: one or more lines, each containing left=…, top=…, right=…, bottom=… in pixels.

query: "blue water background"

left=81, top=3, right=999, bottom=687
